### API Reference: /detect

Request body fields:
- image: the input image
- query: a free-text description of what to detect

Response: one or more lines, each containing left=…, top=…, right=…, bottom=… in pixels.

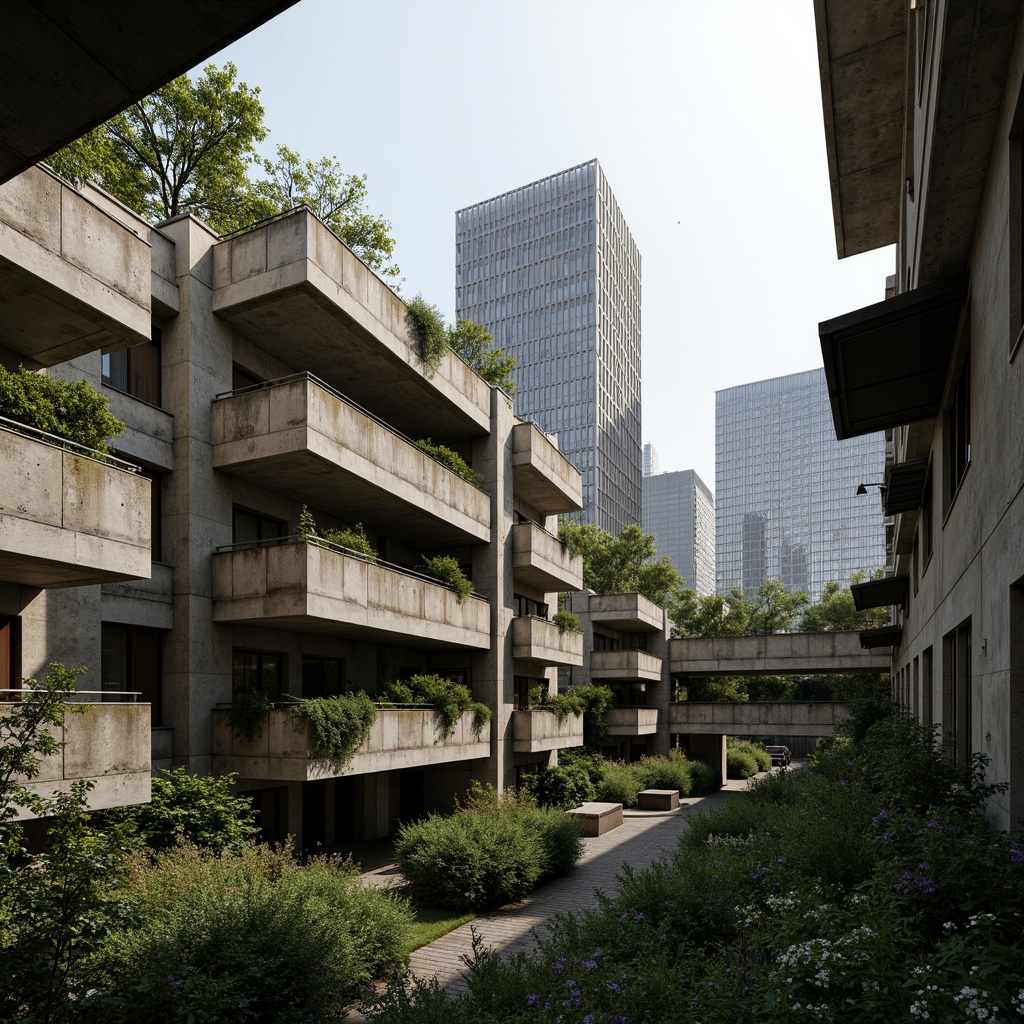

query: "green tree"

left=667, top=586, right=753, bottom=638
left=748, top=578, right=809, bottom=634
left=800, top=571, right=890, bottom=632
left=446, top=319, right=517, bottom=391
left=559, top=522, right=681, bottom=606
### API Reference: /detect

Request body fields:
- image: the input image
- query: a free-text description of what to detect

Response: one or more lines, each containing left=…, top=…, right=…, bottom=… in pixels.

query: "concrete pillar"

left=354, top=772, right=390, bottom=840
left=688, top=733, right=727, bottom=788
left=285, top=781, right=302, bottom=842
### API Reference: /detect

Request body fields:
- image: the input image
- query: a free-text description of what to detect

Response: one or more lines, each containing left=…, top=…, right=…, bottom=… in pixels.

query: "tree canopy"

left=447, top=319, right=517, bottom=391
left=48, top=63, right=399, bottom=277
left=559, top=522, right=681, bottom=606
left=800, top=571, right=890, bottom=632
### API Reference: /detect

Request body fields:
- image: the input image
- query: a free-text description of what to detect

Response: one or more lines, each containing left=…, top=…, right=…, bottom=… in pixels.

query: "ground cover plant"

left=368, top=700, right=1024, bottom=1022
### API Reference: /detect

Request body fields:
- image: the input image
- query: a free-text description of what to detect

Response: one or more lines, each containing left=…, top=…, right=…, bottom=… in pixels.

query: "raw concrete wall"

left=511, top=422, right=583, bottom=515
left=511, top=521, right=583, bottom=591
left=511, top=709, right=584, bottom=753
left=591, top=649, right=663, bottom=681
left=511, top=615, right=584, bottom=667
left=669, top=701, right=850, bottom=737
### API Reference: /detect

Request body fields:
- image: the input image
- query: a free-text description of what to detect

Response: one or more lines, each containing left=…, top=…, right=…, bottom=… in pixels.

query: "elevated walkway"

left=669, top=630, right=890, bottom=676
left=669, top=701, right=849, bottom=737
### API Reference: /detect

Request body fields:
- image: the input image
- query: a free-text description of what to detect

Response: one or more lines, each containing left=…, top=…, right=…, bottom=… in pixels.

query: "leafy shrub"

left=227, top=688, right=273, bottom=742
left=552, top=609, right=582, bottom=633
left=728, top=738, right=772, bottom=772
left=566, top=683, right=615, bottom=749
left=559, top=747, right=607, bottom=786
left=636, top=750, right=693, bottom=795
left=418, top=554, right=473, bottom=603
left=726, top=748, right=758, bottom=779
left=289, top=692, right=378, bottom=773
left=296, top=505, right=378, bottom=561
left=382, top=673, right=491, bottom=736
left=0, top=365, right=125, bottom=454
left=78, top=844, right=412, bottom=1023
left=522, top=762, right=595, bottom=810
left=526, top=684, right=585, bottom=722
left=687, top=758, right=718, bottom=794
left=415, top=438, right=484, bottom=488
left=101, top=768, right=258, bottom=853
left=406, top=295, right=448, bottom=377
left=594, top=760, right=643, bottom=807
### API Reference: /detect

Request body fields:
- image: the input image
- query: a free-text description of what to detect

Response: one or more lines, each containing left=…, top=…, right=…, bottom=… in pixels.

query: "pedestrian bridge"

left=668, top=701, right=849, bottom=737
left=668, top=630, right=890, bottom=676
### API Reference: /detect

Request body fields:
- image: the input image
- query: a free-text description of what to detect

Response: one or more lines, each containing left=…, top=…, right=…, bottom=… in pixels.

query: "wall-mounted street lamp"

left=855, top=481, right=887, bottom=496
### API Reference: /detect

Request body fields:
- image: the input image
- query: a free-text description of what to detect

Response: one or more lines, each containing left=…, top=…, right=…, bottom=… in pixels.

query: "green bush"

left=296, top=505, right=378, bottom=561
left=552, top=609, right=582, bottom=633
left=227, top=688, right=273, bottom=742
left=418, top=554, right=473, bottom=603
left=526, top=684, right=585, bottom=722
left=0, top=365, right=125, bottom=454
left=406, top=296, right=448, bottom=377
left=726, top=748, right=758, bottom=779
left=594, top=760, right=643, bottom=807
left=636, top=750, right=693, bottom=795
left=101, top=767, right=258, bottom=853
left=382, top=673, right=491, bottom=736
left=415, top=438, right=484, bottom=488
left=78, top=844, right=412, bottom=1023
left=728, top=738, right=772, bottom=772
left=289, top=691, right=378, bottom=773
left=566, top=683, right=615, bottom=749
left=522, top=762, right=595, bottom=810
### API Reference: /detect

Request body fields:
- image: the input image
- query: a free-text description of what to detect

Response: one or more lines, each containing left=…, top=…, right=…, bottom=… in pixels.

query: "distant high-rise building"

left=642, top=443, right=660, bottom=478
left=642, top=469, right=715, bottom=595
left=456, top=159, right=642, bottom=533
left=715, top=368, right=886, bottom=603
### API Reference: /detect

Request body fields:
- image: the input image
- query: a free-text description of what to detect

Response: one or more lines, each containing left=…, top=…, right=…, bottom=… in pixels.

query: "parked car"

left=765, top=745, right=792, bottom=768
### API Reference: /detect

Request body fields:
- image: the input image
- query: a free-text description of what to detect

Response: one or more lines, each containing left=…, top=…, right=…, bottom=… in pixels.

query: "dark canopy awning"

left=859, top=625, right=903, bottom=650
left=851, top=576, right=908, bottom=612
left=820, top=276, right=967, bottom=440
left=884, top=458, right=930, bottom=515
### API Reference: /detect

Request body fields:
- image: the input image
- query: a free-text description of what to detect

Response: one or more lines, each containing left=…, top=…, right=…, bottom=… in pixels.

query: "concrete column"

left=285, top=781, right=302, bottom=842
left=354, top=772, right=390, bottom=840
left=688, top=733, right=727, bottom=787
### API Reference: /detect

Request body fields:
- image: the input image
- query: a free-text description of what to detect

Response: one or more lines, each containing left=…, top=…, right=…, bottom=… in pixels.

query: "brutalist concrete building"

left=455, top=160, right=643, bottom=535
left=0, top=165, right=588, bottom=847
left=715, top=369, right=887, bottom=603
left=642, top=468, right=716, bottom=596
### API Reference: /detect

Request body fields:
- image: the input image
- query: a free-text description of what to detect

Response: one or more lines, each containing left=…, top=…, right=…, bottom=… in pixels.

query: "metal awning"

left=851, top=576, right=908, bottom=612
left=883, top=457, right=929, bottom=515
left=859, top=625, right=903, bottom=650
left=820, top=276, right=967, bottom=440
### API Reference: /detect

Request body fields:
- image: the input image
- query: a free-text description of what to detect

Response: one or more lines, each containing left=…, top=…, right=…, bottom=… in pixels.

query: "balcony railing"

left=511, top=708, right=584, bottom=753
left=511, top=520, right=583, bottom=592
left=511, top=615, right=584, bottom=667
left=605, top=706, right=660, bottom=736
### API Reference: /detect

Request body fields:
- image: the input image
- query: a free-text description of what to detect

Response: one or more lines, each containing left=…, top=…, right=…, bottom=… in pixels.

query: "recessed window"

left=301, top=656, right=344, bottom=699
left=942, top=620, right=972, bottom=764
left=101, top=623, right=163, bottom=723
left=102, top=324, right=161, bottom=406
left=232, top=649, right=284, bottom=700
left=943, top=356, right=971, bottom=512
left=232, top=506, right=285, bottom=546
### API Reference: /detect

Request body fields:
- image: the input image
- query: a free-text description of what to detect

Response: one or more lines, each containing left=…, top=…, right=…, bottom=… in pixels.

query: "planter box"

left=511, top=709, right=584, bottom=753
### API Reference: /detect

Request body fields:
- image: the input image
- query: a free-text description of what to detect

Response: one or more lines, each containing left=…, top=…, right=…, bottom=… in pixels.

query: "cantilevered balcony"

left=511, top=616, right=584, bottom=668
left=212, top=374, right=490, bottom=548
left=590, top=649, right=663, bottom=683
left=511, top=422, right=582, bottom=516
left=5, top=692, right=151, bottom=818
left=211, top=706, right=490, bottom=782
left=511, top=709, right=584, bottom=753
left=511, top=521, right=583, bottom=592
left=211, top=210, right=490, bottom=440
left=0, top=165, right=151, bottom=365
left=606, top=707, right=659, bottom=737
left=212, top=539, right=490, bottom=649
left=0, top=420, right=151, bottom=587
left=587, top=593, right=664, bottom=632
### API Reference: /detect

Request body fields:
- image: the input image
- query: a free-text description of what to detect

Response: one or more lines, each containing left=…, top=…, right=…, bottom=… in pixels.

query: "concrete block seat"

left=637, top=789, right=680, bottom=811
left=567, top=801, right=623, bottom=836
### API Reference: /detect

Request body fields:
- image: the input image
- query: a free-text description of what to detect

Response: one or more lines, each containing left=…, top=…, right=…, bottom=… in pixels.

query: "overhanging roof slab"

left=851, top=575, right=908, bottom=611
left=859, top=624, right=903, bottom=649
left=820, top=276, right=967, bottom=439
left=884, top=457, right=929, bottom=514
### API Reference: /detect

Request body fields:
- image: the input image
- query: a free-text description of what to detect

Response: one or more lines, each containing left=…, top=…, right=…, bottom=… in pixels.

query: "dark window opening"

left=232, top=649, right=285, bottom=700
left=301, top=656, right=345, bottom=699
left=100, top=623, right=163, bottom=724
left=232, top=365, right=263, bottom=391
left=102, top=325, right=161, bottom=406
left=0, top=617, right=22, bottom=692
left=942, top=621, right=972, bottom=764
left=944, top=356, right=971, bottom=512
left=232, top=507, right=285, bottom=546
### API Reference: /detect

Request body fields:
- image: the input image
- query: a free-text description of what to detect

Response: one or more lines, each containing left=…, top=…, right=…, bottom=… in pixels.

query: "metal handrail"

left=214, top=534, right=489, bottom=604
left=0, top=689, right=141, bottom=703
left=212, top=371, right=489, bottom=494
left=0, top=415, right=141, bottom=473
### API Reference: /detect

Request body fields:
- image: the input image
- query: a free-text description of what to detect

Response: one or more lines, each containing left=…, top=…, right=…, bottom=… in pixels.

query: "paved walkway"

left=350, top=779, right=751, bottom=1018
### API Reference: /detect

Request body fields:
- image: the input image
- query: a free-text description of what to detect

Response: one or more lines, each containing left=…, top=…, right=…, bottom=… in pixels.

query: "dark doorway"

left=399, top=770, right=424, bottom=823
left=301, top=780, right=326, bottom=854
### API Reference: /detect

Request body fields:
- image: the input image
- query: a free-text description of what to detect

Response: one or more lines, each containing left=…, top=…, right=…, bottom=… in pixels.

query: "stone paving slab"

left=349, top=779, right=753, bottom=1019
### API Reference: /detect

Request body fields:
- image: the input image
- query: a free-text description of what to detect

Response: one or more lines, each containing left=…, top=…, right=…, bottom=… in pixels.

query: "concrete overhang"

left=511, top=422, right=583, bottom=516
left=0, top=0, right=299, bottom=185
left=0, top=165, right=152, bottom=365
left=883, top=457, right=929, bottom=514
left=212, top=211, right=491, bottom=443
left=814, top=0, right=905, bottom=258
left=820, top=276, right=967, bottom=439
left=586, top=592, right=663, bottom=632
left=850, top=574, right=908, bottom=611
left=859, top=624, right=902, bottom=649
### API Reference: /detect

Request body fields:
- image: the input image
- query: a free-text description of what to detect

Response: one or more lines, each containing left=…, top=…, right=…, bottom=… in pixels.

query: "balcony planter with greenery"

left=406, top=295, right=448, bottom=377
left=526, top=684, right=585, bottom=724
left=552, top=609, right=582, bottom=634
left=418, top=555, right=473, bottom=603
left=414, top=438, right=484, bottom=488
left=381, top=673, right=491, bottom=737
left=297, top=505, right=378, bottom=562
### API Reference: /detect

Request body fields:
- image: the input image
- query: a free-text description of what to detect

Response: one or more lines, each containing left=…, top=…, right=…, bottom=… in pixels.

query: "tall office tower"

left=642, top=469, right=716, bottom=595
left=456, top=160, right=642, bottom=533
left=715, top=368, right=886, bottom=603
left=642, top=442, right=660, bottom=477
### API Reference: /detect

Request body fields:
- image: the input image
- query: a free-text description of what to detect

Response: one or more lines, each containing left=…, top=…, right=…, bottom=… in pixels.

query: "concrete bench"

left=567, top=801, right=623, bottom=836
left=638, top=789, right=680, bottom=811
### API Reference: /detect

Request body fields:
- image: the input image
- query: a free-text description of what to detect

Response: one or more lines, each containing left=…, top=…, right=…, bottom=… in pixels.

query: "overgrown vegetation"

left=0, top=366, right=125, bottom=455
left=552, top=609, right=582, bottom=634
left=297, top=505, right=378, bottom=561
left=394, top=783, right=582, bottom=910
left=289, top=691, right=378, bottom=773
left=418, top=554, right=473, bottom=603
left=525, top=684, right=585, bottom=723
left=415, top=438, right=484, bottom=488
left=369, top=702, right=1024, bottom=1024
left=406, top=296, right=449, bottom=377
left=382, top=673, right=491, bottom=736
left=561, top=684, right=615, bottom=749
left=226, top=688, right=273, bottom=742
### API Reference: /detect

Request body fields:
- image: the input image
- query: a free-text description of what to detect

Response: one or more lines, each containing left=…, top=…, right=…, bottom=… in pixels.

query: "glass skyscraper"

left=455, top=160, right=642, bottom=533
left=642, top=468, right=716, bottom=596
left=715, top=368, right=886, bottom=603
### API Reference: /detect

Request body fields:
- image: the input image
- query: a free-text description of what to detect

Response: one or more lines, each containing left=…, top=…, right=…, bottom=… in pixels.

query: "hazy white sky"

left=218, top=0, right=894, bottom=490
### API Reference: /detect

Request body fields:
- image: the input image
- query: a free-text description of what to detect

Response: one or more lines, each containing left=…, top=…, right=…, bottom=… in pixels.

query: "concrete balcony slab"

left=211, top=211, right=490, bottom=442
left=511, top=616, right=584, bottom=668
left=212, top=541, right=490, bottom=650
left=590, top=649, right=663, bottom=682
left=0, top=166, right=151, bottom=365
left=511, top=422, right=582, bottom=516
left=511, top=521, right=583, bottom=592
left=588, top=593, right=664, bottom=632
left=0, top=425, right=151, bottom=587
left=606, top=706, right=660, bottom=736
left=511, top=709, right=584, bottom=753
left=212, top=706, right=490, bottom=781
left=213, top=375, right=490, bottom=548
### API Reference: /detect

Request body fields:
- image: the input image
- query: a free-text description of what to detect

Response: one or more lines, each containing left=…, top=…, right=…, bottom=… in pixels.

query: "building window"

left=102, top=325, right=161, bottom=406
left=0, top=616, right=21, bottom=692
left=232, top=650, right=284, bottom=700
left=942, top=620, right=972, bottom=764
left=301, top=656, right=344, bottom=699
left=101, top=623, right=163, bottom=723
left=513, top=593, right=548, bottom=618
left=921, top=467, right=933, bottom=568
left=232, top=507, right=285, bottom=546
left=944, top=357, right=970, bottom=511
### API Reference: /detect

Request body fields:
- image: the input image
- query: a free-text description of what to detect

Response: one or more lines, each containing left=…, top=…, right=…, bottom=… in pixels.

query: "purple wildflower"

left=1010, top=841, right=1024, bottom=863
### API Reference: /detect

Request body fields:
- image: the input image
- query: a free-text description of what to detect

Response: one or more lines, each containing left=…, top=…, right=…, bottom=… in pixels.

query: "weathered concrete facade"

left=815, top=0, right=1024, bottom=826
left=0, top=167, right=585, bottom=845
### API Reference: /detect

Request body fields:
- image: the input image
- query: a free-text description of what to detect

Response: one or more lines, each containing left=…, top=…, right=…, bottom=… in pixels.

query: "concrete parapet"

left=511, top=709, right=584, bottom=753
left=511, top=615, right=584, bottom=667
left=511, top=522, right=583, bottom=592
left=668, top=701, right=851, bottom=737
left=590, top=649, right=663, bottom=682
left=587, top=593, right=664, bottom=632
left=511, top=422, right=583, bottom=515
left=606, top=706, right=659, bottom=736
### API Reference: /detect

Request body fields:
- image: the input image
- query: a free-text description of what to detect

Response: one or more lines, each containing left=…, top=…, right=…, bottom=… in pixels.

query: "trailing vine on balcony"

left=227, top=690, right=273, bottom=743
left=296, top=505, right=378, bottom=562
left=419, top=555, right=473, bottom=603
left=288, top=692, right=378, bottom=773
left=415, top=438, right=484, bottom=488
left=405, top=295, right=448, bottom=378
left=381, top=673, right=491, bottom=737
left=526, top=684, right=585, bottom=723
